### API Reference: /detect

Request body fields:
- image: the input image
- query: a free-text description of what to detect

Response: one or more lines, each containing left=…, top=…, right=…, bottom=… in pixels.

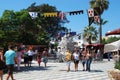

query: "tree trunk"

left=99, top=15, right=102, bottom=44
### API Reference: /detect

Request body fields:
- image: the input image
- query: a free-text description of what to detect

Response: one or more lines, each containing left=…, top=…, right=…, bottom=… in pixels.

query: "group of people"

left=0, top=45, right=17, bottom=80
left=17, top=46, right=50, bottom=69
left=0, top=45, right=50, bottom=80
left=65, top=48, right=92, bottom=72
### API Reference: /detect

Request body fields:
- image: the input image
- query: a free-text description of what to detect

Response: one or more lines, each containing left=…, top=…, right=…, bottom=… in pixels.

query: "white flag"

left=88, top=9, right=94, bottom=17
left=29, top=12, right=38, bottom=19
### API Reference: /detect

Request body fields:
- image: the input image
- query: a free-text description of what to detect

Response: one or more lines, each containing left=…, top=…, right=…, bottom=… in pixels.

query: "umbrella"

left=105, top=28, right=120, bottom=36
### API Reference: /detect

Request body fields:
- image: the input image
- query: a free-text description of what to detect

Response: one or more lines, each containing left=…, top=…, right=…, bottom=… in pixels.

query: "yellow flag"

left=43, top=12, right=57, bottom=17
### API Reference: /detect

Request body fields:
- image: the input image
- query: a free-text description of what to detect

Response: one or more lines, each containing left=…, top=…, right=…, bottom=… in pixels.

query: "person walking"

left=4, top=45, right=17, bottom=80
left=81, top=48, right=87, bottom=71
left=65, top=49, right=72, bottom=72
left=86, top=50, right=92, bottom=72
left=27, top=47, right=34, bottom=67
left=72, top=49, right=80, bottom=72
left=0, top=48, right=4, bottom=80
left=107, top=52, right=111, bottom=61
left=37, top=52, right=42, bottom=67
left=23, top=48, right=28, bottom=67
left=41, top=48, right=49, bottom=67
left=17, top=48, right=23, bottom=71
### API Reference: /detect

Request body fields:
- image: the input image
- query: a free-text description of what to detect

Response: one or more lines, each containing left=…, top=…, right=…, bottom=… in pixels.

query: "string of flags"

left=29, top=9, right=100, bottom=26
left=29, top=10, right=84, bottom=19
left=57, top=32, right=76, bottom=37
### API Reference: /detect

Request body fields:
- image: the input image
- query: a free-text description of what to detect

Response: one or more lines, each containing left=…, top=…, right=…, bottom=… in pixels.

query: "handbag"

left=0, top=59, right=6, bottom=69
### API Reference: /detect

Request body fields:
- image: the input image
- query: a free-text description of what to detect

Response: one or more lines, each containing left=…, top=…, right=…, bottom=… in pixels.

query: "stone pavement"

left=3, top=59, right=115, bottom=80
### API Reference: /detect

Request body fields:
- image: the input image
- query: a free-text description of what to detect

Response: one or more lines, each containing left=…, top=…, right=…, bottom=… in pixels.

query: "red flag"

left=94, top=16, right=100, bottom=23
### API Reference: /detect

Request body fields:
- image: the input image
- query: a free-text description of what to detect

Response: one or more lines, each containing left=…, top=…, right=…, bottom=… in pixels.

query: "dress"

left=37, top=54, right=42, bottom=64
left=42, top=51, right=48, bottom=63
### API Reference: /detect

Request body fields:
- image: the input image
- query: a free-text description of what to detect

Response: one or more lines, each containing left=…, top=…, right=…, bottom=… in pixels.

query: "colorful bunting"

left=43, top=12, right=58, bottom=17
left=69, top=10, right=83, bottom=15
left=29, top=10, right=84, bottom=20
left=58, top=12, right=66, bottom=20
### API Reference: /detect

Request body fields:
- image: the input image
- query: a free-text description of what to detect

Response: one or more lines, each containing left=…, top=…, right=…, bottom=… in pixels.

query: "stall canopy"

left=105, top=28, right=120, bottom=36
left=85, top=43, right=104, bottom=49
left=104, top=40, right=120, bottom=53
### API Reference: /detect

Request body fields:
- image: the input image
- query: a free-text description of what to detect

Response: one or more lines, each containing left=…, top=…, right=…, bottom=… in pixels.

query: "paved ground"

left=3, top=59, right=115, bottom=80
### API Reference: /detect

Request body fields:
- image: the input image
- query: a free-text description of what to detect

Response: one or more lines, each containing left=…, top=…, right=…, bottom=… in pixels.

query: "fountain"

left=58, top=33, right=75, bottom=54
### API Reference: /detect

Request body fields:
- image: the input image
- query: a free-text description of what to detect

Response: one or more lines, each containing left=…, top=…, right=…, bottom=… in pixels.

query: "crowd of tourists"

left=0, top=45, right=50, bottom=80
left=1, top=44, right=118, bottom=80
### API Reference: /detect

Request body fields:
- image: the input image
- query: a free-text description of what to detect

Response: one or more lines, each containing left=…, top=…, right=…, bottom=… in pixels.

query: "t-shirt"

left=73, top=52, right=80, bottom=60
left=65, top=52, right=72, bottom=61
left=27, top=50, right=34, bottom=56
left=4, top=50, right=16, bottom=65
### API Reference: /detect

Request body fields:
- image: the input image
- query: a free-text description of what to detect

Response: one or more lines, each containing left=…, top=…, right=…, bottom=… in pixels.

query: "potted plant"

left=108, top=55, right=120, bottom=80
left=115, top=60, right=120, bottom=70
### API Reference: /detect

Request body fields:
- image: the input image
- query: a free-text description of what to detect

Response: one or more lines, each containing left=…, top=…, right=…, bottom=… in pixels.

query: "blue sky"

left=0, top=0, right=119, bottom=36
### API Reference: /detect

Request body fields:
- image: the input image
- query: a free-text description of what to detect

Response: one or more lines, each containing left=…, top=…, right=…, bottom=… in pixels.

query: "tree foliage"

left=82, top=26, right=98, bottom=44
left=89, top=0, right=109, bottom=44
left=89, top=0, right=109, bottom=15
left=102, top=36, right=120, bottom=44
left=0, top=3, right=68, bottom=47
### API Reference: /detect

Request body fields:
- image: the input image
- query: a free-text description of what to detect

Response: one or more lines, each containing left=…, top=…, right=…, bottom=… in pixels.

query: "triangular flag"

left=58, top=12, right=67, bottom=20
left=88, top=17, right=94, bottom=26
left=29, top=12, right=38, bottom=19
left=43, top=12, right=57, bottom=17
left=69, top=10, right=83, bottom=15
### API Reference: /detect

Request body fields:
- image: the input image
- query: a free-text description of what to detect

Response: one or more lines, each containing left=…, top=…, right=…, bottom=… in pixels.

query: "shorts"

left=7, top=64, right=14, bottom=75
left=42, top=58, right=48, bottom=63
left=82, top=60, right=86, bottom=65
left=74, top=60, right=79, bottom=64
left=66, top=61, right=71, bottom=67
left=24, top=57, right=28, bottom=63
left=28, top=56, right=33, bottom=61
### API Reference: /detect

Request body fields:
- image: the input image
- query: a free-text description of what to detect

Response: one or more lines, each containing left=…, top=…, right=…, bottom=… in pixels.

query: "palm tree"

left=89, top=0, right=109, bottom=44
left=94, top=18, right=108, bottom=25
left=94, top=19, right=108, bottom=43
left=83, top=26, right=98, bottom=44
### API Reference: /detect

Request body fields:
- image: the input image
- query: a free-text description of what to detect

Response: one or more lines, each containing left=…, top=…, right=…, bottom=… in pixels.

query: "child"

left=23, top=49, right=28, bottom=67
left=37, top=52, right=42, bottom=67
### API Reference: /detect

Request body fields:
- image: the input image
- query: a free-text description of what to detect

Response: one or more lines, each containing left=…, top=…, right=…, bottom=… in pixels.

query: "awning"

left=104, top=40, right=120, bottom=53
left=85, top=43, right=104, bottom=48
left=105, top=28, right=120, bottom=36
